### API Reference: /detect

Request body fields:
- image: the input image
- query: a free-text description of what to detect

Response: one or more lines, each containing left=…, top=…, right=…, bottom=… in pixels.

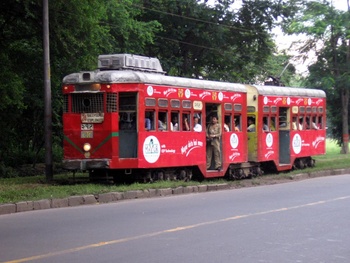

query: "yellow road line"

left=3, top=195, right=350, bottom=263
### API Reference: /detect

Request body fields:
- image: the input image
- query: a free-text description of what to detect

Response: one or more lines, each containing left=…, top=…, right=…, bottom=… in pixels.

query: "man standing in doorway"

left=206, top=114, right=222, bottom=170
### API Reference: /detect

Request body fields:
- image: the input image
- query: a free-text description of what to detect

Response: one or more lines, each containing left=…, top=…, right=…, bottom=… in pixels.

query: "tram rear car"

left=245, top=85, right=326, bottom=173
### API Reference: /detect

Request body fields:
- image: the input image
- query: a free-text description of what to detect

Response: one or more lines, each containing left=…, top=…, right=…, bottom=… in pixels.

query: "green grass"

left=0, top=139, right=349, bottom=204
left=310, top=139, right=349, bottom=171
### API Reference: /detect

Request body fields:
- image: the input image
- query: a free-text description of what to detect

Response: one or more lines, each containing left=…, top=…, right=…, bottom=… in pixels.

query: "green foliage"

left=137, top=0, right=294, bottom=82
left=0, top=0, right=161, bottom=173
left=282, top=0, right=350, bottom=147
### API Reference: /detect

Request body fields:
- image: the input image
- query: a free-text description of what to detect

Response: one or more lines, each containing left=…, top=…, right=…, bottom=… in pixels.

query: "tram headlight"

left=83, top=143, right=91, bottom=152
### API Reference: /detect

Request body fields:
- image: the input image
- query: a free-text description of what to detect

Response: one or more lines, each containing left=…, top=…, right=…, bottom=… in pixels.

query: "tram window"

left=145, top=111, right=154, bottom=131
left=304, top=116, right=318, bottom=130
left=247, top=116, right=256, bottom=132
left=306, top=106, right=312, bottom=113
left=234, top=104, right=242, bottom=112
left=247, top=106, right=255, bottom=113
left=72, top=93, right=103, bottom=113
left=270, top=116, right=276, bottom=131
left=107, top=93, right=117, bottom=112
left=311, top=116, right=319, bottom=130
left=318, top=116, right=323, bottom=129
left=158, top=98, right=168, bottom=108
left=312, top=107, right=317, bottom=113
left=182, top=113, right=190, bottom=131
left=170, top=112, right=179, bottom=131
left=234, top=115, right=241, bottom=132
left=224, top=115, right=231, bottom=132
left=182, top=100, right=191, bottom=109
left=263, top=106, right=269, bottom=113
left=193, top=112, right=202, bottom=132
left=292, top=116, right=300, bottom=130
left=318, top=107, right=324, bottom=113
left=262, top=116, right=269, bottom=131
left=158, top=112, right=168, bottom=131
left=304, top=116, right=311, bottom=130
left=224, top=103, right=232, bottom=111
left=271, top=106, right=277, bottom=113
left=145, top=98, right=156, bottom=106
left=63, top=95, right=69, bottom=113
left=299, top=116, right=305, bottom=130
left=299, top=106, right=305, bottom=114
left=279, top=108, right=288, bottom=128
left=171, top=99, right=180, bottom=108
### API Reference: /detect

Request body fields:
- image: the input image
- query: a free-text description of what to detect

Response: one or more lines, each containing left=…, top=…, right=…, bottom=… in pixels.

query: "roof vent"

left=98, top=54, right=165, bottom=74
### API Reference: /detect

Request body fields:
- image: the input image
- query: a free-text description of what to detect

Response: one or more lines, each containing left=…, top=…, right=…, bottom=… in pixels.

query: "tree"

left=282, top=0, right=350, bottom=153
left=137, top=0, right=297, bottom=82
left=0, top=0, right=160, bottom=174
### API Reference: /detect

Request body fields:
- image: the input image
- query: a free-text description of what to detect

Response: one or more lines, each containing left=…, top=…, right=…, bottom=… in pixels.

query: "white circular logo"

left=230, top=133, right=239, bottom=149
left=147, top=86, right=154, bottom=96
left=185, top=89, right=191, bottom=98
left=143, top=136, right=160, bottom=163
left=266, top=133, right=273, bottom=148
left=218, top=92, right=223, bottom=101
left=308, top=98, right=311, bottom=105
left=264, top=96, right=268, bottom=104
left=287, top=97, right=291, bottom=105
left=292, top=134, right=302, bottom=154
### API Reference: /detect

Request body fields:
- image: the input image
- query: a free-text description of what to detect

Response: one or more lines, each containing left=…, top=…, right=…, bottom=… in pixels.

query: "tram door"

left=119, top=92, right=138, bottom=158
left=205, top=103, right=223, bottom=170
left=279, top=107, right=290, bottom=164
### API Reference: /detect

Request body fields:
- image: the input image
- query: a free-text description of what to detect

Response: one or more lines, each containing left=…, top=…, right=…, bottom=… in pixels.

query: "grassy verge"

left=0, top=139, right=348, bottom=204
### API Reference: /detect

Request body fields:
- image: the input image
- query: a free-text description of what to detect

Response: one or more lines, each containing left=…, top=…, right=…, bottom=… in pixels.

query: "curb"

left=1, top=168, right=349, bottom=216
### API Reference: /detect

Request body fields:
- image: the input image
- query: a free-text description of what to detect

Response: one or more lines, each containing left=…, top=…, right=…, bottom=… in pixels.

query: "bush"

left=0, top=162, right=19, bottom=178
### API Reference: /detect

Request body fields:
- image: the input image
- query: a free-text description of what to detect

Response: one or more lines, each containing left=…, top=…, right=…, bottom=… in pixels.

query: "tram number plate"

left=81, top=124, right=93, bottom=130
left=81, top=131, right=93, bottom=138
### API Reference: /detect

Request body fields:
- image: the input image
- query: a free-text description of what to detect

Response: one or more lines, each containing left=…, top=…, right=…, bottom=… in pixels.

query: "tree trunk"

left=340, top=87, right=349, bottom=153
left=339, top=1, right=350, bottom=154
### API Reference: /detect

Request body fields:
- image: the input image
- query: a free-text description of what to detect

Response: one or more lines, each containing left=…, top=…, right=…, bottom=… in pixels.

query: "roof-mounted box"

left=98, top=54, right=164, bottom=73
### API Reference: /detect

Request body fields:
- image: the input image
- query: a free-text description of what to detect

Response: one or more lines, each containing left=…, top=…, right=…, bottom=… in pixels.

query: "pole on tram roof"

left=43, top=0, right=53, bottom=182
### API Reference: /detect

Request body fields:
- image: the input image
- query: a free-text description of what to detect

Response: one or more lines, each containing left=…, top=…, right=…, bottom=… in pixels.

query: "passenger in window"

left=247, top=117, right=256, bottom=132
left=145, top=112, right=151, bottom=131
left=183, top=115, right=190, bottom=131
left=158, top=114, right=167, bottom=131
left=170, top=115, right=179, bottom=131
left=224, top=116, right=230, bottom=132
left=270, top=119, right=276, bottom=131
left=234, top=118, right=240, bottom=132
left=308, top=117, right=319, bottom=130
left=263, top=117, right=269, bottom=131
left=299, top=117, right=304, bottom=130
left=193, top=113, right=202, bottom=132
left=292, top=117, right=298, bottom=130
left=318, top=117, right=322, bottom=129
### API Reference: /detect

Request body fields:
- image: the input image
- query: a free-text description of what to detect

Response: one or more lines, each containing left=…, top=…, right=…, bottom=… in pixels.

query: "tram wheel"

left=308, top=158, right=315, bottom=167
left=297, top=159, right=305, bottom=169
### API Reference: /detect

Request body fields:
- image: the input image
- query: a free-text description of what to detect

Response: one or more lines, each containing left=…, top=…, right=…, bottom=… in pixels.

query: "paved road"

left=1, top=174, right=350, bottom=263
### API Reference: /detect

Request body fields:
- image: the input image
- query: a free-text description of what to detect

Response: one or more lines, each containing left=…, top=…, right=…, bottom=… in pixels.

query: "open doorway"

left=119, top=92, right=138, bottom=158
left=205, top=103, right=223, bottom=170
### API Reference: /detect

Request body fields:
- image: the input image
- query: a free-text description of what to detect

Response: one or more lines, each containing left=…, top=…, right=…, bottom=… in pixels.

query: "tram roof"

left=63, top=70, right=247, bottom=93
left=252, top=85, right=326, bottom=98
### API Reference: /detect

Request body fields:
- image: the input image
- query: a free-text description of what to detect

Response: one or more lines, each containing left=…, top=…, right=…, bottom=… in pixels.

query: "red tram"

left=62, top=54, right=326, bottom=182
